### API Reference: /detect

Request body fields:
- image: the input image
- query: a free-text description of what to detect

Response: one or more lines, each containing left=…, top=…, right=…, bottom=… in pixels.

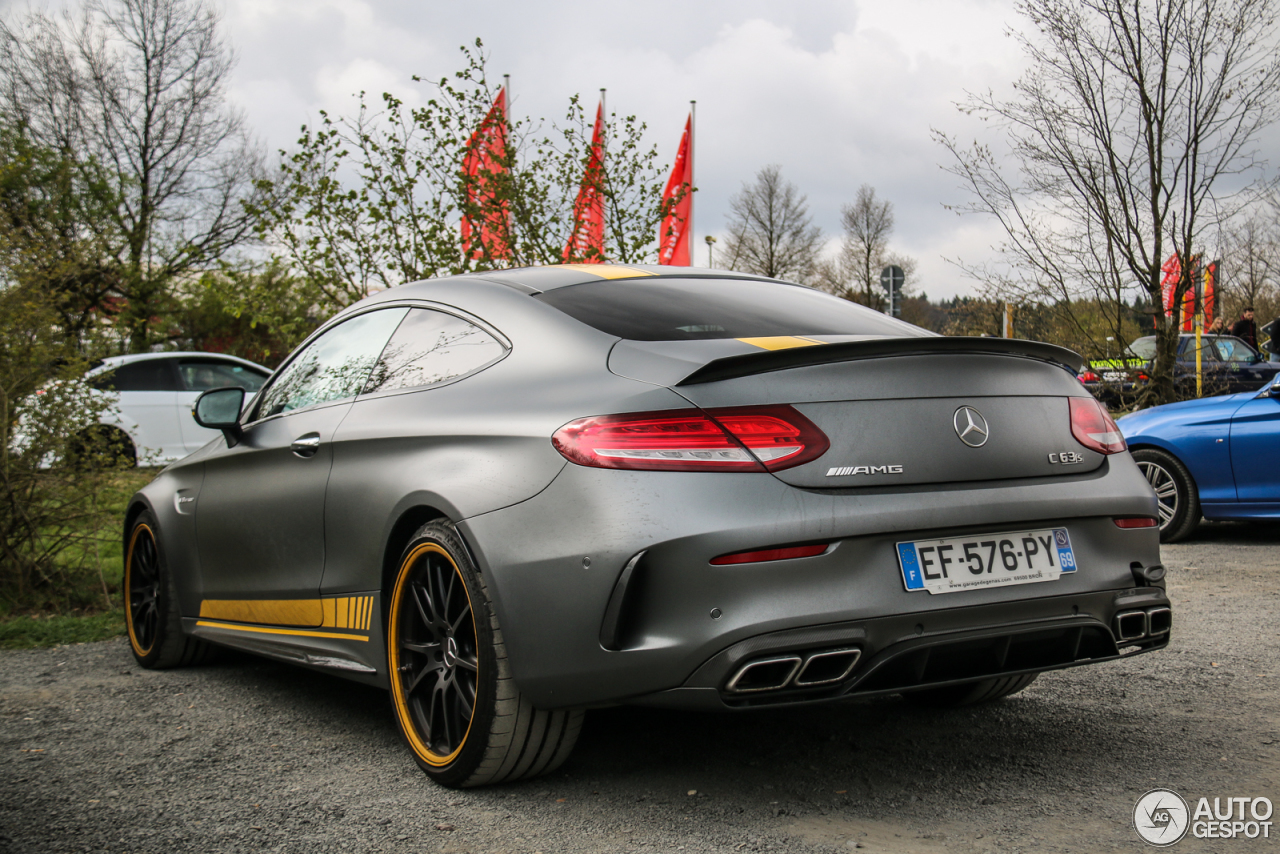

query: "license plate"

left=1102, top=371, right=1127, bottom=382
left=897, top=528, right=1077, bottom=594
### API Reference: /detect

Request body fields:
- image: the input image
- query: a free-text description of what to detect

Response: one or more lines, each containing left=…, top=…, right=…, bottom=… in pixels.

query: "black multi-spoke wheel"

left=124, top=511, right=218, bottom=669
left=387, top=521, right=583, bottom=788
left=1131, top=448, right=1201, bottom=543
left=125, top=524, right=162, bottom=657
left=391, top=542, right=480, bottom=765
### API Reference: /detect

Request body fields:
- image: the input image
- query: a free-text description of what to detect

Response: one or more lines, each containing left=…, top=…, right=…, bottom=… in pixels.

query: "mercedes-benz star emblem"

left=953, top=406, right=990, bottom=448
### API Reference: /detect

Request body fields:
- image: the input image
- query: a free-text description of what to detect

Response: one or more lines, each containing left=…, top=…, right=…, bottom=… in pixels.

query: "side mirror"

left=193, top=387, right=245, bottom=446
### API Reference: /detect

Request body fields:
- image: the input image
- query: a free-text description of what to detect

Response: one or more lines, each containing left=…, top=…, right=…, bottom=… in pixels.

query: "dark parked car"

left=1080, top=334, right=1280, bottom=403
left=123, top=265, right=1169, bottom=788
left=1118, top=372, right=1280, bottom=542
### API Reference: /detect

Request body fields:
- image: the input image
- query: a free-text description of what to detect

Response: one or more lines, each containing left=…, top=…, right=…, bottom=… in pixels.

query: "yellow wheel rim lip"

left=124, top=523, right=156, bottom=658
left=388, top=541, right=478, bottom=767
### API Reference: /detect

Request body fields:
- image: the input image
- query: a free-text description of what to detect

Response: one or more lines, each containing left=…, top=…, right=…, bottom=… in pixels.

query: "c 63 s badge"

left=827, top=465, right=904, bottom=476
left=1049, top=452, right=1085, bottom=464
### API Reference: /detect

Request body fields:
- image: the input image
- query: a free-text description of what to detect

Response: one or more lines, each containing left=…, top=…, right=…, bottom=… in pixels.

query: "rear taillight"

left=1078, top=371, right=1099, bottom=383
left=551, top=405, right=829, bottom=472
left=710, top=544, right=830, bottom=565
left=1070, top=397, right=1126, bottom=454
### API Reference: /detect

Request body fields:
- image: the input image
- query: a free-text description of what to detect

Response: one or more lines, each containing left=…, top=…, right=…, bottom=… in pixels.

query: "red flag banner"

left=461, top=88, right=509, bottom=261
left=658, top=115, right=693, bottom=266
left=563, top=101, right=606, bottom=263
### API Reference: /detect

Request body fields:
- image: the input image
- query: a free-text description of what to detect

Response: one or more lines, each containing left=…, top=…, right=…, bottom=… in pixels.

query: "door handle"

left=291, top=432, right=321, bottom=458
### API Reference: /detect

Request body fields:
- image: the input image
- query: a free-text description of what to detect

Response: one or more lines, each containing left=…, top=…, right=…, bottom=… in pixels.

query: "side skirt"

left=183, top=591, right=388, bottom=688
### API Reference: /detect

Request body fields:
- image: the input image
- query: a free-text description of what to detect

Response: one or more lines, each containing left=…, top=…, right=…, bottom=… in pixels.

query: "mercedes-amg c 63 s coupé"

left=123, top=264, right=1170, bottom=787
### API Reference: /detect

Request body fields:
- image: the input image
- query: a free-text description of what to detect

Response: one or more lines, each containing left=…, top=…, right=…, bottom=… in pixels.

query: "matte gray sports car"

left=124, top=264, right=1170, bottom=788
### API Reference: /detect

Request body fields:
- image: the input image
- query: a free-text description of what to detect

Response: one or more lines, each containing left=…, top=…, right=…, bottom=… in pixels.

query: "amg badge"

left=827, top=465, right=905, bottom=476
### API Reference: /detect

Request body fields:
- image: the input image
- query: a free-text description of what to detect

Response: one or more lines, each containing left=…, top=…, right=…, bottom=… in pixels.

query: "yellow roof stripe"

left=736, top=336, right=826, bottom=351
left=557, top=264, right=657, bottom=280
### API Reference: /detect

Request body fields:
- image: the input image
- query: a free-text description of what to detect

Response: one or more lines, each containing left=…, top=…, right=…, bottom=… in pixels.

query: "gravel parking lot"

left=2, top=521, right=1277, bottom=854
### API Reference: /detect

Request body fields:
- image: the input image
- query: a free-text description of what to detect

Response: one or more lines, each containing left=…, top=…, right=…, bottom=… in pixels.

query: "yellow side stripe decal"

left=195, top=620, right=370, bottom=642
left=199, top=599, right=323, bottom=627
left=322, top=595, right=374, bottom=630
left=736, top=336, right=826, bottom=351
left=557, top=263, right=657, bottom=280
left=199, top=595, right=375, bottom=632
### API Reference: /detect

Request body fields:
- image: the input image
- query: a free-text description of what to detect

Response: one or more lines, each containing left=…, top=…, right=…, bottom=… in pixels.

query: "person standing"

left=1230, top=306, right=1258, bottom=351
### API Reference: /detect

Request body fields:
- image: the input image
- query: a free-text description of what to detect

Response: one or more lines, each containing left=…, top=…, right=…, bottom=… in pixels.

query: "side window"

left=1214, top=338, right=1255, bottom=363
left=253, top=308, right=409, bottom=419
left=363, top=309, right=507, bottom=395
left=90, top=359, right=178, bottom=391
left=178, top=360, right=269, bottom=393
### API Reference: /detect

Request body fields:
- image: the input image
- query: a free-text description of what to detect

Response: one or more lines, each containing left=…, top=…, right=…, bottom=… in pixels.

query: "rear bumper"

left=459, top=455, right=1163, bottom=709
left=634, top=587, right=1169, bottom=711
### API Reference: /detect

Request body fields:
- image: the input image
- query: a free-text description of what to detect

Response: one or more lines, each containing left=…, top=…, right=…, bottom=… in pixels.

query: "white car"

left=85, top=352, right=270, bottom=465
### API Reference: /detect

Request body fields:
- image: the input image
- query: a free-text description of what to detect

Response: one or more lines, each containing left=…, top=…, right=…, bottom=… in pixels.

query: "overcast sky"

left=3, top=0, right=1040, bottom=297
left=205, top=0, right=1040, bottom=298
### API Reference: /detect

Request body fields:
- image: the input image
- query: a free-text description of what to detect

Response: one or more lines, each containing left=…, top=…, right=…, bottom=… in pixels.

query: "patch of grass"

left=0, top=609, right=126, bottom=649
left=1, top=468, right=155, bottom=646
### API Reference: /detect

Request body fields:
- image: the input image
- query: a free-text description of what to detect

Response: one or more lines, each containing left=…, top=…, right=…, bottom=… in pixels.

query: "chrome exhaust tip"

left=1115, top=610, right=1147, bottom=641
left=793, top=648, right=862, bottom=687
left=725, top=655, right=802, bottom=694
left=1146, top=606, right=1172, bottom=636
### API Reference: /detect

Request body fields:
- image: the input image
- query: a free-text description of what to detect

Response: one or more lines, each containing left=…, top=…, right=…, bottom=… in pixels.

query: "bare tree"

left=935, top=0, right=1280, bottom=404
left=0, top=0, right=263, bottom=351
left=842, top=184, right=893, bottom=306
left=721, top=165, right=822, bottom=281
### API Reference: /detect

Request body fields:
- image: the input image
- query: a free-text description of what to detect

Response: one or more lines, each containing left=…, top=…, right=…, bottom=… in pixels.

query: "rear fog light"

left=710, top=544, right=830, bottom=565
left=1114, top=517, right=1158, bottom=529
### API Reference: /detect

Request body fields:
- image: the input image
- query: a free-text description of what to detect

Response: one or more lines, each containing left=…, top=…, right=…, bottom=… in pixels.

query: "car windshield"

left=532, top=278, right=927, bottom=341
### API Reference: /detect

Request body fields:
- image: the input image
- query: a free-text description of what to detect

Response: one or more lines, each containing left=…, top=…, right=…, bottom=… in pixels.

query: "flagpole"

left=600, top=88, right=607, bottom=261
left=689, top=100, right=696, bottom=267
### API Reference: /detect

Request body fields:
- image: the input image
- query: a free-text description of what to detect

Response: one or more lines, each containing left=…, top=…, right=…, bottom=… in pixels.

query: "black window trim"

left=354, top=307, right=512, bottom=403
left=243, top=301, right=510, bottom=426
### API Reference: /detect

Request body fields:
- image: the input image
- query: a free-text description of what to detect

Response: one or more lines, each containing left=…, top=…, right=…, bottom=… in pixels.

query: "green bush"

left=0, top=285, right=143, bottom=616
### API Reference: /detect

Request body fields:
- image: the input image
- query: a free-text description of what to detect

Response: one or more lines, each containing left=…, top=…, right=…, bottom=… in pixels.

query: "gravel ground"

left=2, top=521, right=1277, bottom=854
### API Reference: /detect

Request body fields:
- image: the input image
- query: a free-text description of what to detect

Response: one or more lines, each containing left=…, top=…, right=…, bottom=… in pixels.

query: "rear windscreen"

left=532, top=278, right=927, bottom=341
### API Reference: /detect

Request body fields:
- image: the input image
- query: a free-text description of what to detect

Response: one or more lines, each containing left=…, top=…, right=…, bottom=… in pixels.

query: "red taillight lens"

left=1069, top=397, right=1126, bottom=454
left=551, top=405, right=829, bottom=472
left=1079, top=371, right=1100, bottom=383
left=710, top=544, right=830, bottom=565
left=1114, top=517, right=1158, bottom=529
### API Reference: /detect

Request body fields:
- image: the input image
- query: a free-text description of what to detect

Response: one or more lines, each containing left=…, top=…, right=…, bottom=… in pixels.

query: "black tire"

left=386, top=521, right=583, bottom=788
left=903, top=673, right=1039, bottom=708
left=124, top=511, right=218, bottom=668
left=1131, top=448, right=1201, bottom=543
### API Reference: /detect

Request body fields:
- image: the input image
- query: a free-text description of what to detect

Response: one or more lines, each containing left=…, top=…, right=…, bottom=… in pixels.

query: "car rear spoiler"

left=676, top=337, right=1085, bottom=386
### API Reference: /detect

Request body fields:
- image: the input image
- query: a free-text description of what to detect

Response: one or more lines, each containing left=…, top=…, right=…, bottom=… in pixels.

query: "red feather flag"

left=658, top=114, right=693, bottom=266
left=563, top=101, right=607, bottom=263
left=461, top=87, right=510, bottom=261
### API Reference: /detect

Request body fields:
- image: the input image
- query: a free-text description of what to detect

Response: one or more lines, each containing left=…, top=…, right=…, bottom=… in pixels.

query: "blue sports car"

left=1118, top=372, right=1280, bottom=542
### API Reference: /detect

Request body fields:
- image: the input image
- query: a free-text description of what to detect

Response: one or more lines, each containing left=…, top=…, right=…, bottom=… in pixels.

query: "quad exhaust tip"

left=1114, top=606, right=1172, bottom=642
left=725, top=648, right=862, bottom=694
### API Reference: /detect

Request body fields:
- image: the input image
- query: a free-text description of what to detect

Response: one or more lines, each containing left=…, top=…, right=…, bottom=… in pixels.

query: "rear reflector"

left=710, top=544, right=830, bottom=565
left=1069, top=397, right=1126, bottom=454
left=1114, top=517, right=1158, bottom=529
left=552, top=405, right=829, bottom=472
